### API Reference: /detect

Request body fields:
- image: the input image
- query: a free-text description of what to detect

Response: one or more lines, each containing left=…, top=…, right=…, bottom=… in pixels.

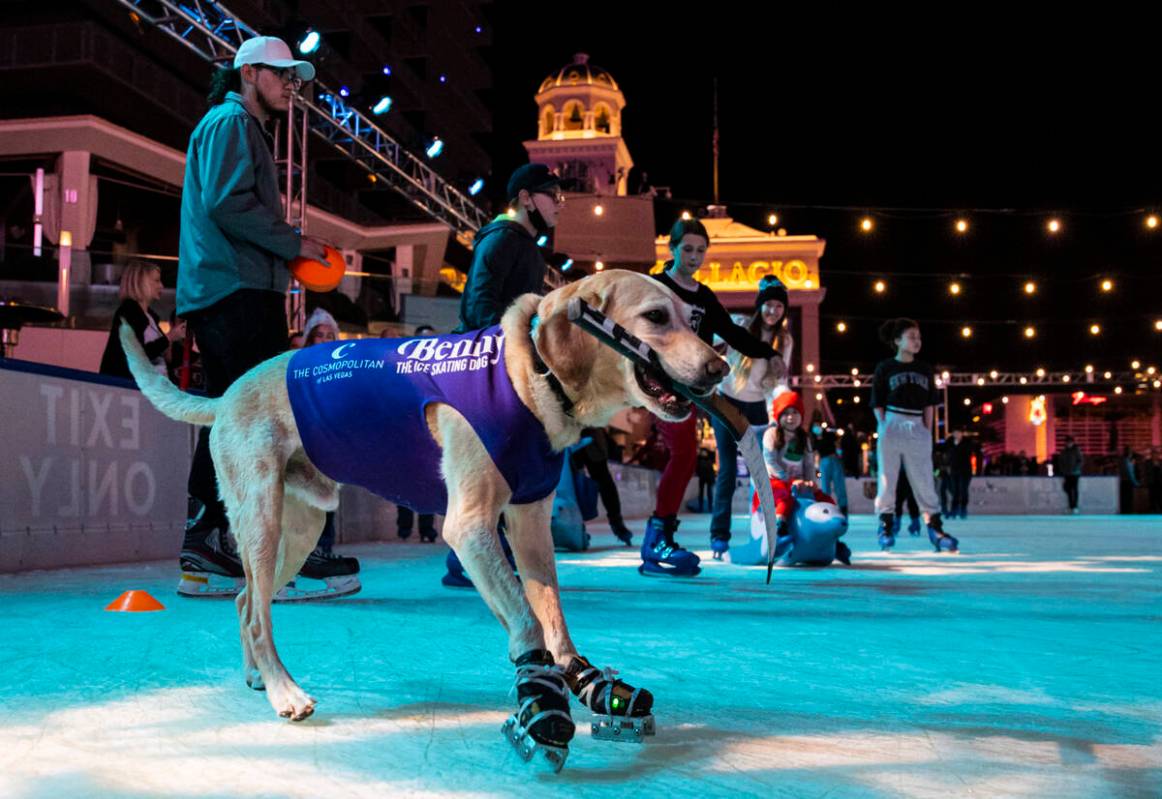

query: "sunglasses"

left=255, top=64, right=304, bottom=89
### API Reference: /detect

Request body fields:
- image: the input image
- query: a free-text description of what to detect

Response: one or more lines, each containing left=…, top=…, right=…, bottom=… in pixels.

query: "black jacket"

left=99, top=299, right=169, bottom=380
left=455, top=219, right=545, bottom=332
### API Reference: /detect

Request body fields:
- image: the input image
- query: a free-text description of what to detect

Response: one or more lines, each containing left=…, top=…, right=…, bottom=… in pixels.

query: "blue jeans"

left=819, top=455, right=847, bottom=509
left=710, top=395, right=769, bottom=541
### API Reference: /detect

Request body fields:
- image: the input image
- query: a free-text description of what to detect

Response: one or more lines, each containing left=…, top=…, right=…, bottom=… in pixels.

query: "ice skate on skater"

left=927, top=513, right=959, bottom=552
left=178, top=502, right=245, bottom=598
left=639, top=514, right=702, bottom=577
left=563, top=654, right=656, bottom=743
left=878, top=513, right=896, bottom=551
left=501, top=650, right=575, bottom=772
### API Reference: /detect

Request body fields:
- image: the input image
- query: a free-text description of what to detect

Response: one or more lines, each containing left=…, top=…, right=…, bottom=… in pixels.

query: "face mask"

left=525, top=196, right=552, bottom=234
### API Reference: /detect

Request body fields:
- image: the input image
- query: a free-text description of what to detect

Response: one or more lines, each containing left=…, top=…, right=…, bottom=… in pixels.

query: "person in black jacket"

left=639, top=217, right=781, bottom=577
left=455, top=163, right=561, bottom=332
left=99, top=259, right=185, bottom=381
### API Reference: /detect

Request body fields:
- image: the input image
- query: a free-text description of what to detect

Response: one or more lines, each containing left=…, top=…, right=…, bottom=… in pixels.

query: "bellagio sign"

left=649, top=258, right=817, bottom=292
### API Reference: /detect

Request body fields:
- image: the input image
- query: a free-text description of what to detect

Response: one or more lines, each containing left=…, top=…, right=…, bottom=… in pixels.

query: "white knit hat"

left=303, top=307, right=339, bottom=342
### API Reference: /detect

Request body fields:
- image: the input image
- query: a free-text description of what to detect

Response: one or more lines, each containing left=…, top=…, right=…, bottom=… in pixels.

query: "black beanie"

left=755, top=278, right=789, bottom=311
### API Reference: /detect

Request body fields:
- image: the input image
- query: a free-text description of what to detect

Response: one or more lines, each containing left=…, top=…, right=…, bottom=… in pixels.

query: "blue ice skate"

left=927, top=514, right=959, bottom=553
left=639, top=515, right=701, bottom=577
left=710, top=536, right=730, bottom=561
left=907, top=516, right=922, bottom=536
left=878, top=514, right=896, bottom=551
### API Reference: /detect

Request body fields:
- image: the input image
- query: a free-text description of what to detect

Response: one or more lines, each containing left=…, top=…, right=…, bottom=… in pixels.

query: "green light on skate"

left=612, top=697, right=622, bottom=710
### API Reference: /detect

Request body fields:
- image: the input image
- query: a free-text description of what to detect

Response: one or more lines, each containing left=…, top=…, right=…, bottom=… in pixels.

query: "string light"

left=853, top=396, right=861, bottom=404
left=1024, top=326, right=1036, bottom=338
left=941, top=371, right=951, bottom=380
left=1019, top=377, right=1028, bottom=384
left=860, top=217, right=874, bottom=233
left=1047, top=218, right=1062, bottom=234
left=1131, top=359, right=1141, bottom=370
left=1114, top=386, right=1123, bottom=395
left=1085, top=364, right=1094, bottom=374
left=1155, top=320, right=1162, bottom=332
left=955, top=219, right=969, bottom=234
left=1149, top=367, right=1157, bottom=376
left=1002, top=396, right=1010, bottom=404
left=873, top=280, right=886, bottom=294
left=1089, top=324, right=1101, bottom=335
left=1104, top=371, right=1112, bottom=379
left=814, top=375, right=823, bottom=383
left=593, top=205, right=605, bottom=217
left=595, top=260, right=605, bottom=271
left=1024, top=281, right=1037, bottom=295
left=680, top=211, right=692, bottom=221
left=1036, top=367, right=1046, bottom=377
left=851, top=368, right=859, bottom=376
left=1147, top=214, right=1159, bottom=229
left=768, top=213, right=779, bottom=226
left=961, top=326, right=972, bottom=338
left=1101, top=278, right=1114, bottom=292
left=815, top=392, right=823, bottom=400
left=1063, top=375, right=1071, bottom=383
left=949, top=282, right=962, bottom=295
left=836, top=321, right=847, bottom=333
left=976, top=377, right=985, bottom=386
left=963, top=397, right=972, bottom=406
left=806, top=363, right=815, bottom=373
left=990, top=370, right=999, bottom=379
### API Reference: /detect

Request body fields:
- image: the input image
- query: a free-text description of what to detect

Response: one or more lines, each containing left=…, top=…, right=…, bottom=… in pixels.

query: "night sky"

left=485, top=6, right=1161, bottom=394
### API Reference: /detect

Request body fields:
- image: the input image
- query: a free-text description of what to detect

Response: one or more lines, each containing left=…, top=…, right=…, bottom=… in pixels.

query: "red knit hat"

left=770, top=390, right=805, bottom=422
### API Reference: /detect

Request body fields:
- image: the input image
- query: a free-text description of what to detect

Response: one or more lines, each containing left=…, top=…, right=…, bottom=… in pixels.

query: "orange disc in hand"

left=290, top=245, right=346, bottom=292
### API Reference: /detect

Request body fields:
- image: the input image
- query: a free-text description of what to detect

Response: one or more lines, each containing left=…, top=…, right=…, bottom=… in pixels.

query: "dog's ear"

left=534, top=277, right=608, bottom=388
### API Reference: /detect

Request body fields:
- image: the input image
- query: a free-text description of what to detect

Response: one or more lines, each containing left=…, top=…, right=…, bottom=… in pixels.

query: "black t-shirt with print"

left=653, top=270, right=775, bottom=359
left=871, top=357, right=938, bottom=413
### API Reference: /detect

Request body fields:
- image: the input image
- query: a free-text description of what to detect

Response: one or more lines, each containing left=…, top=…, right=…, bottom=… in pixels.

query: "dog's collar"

left=529, top=314, right=576, bottom=418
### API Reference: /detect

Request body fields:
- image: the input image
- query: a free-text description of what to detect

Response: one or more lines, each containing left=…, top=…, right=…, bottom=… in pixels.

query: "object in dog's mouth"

left=634, top=363, right=691, bottom=414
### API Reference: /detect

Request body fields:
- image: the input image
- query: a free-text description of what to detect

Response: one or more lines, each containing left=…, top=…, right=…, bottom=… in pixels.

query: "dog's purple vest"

left=286, top=326, right=563, bottom=515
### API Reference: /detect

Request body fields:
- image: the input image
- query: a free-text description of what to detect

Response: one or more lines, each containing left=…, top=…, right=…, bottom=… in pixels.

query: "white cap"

left=234, top=36, right=316, bottom=82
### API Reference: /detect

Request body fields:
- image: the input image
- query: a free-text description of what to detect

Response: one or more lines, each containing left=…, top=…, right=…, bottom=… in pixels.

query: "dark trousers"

left=710, top=395, right=769, bottom=540
left=951, top=472, right=972, bottom=516
left=1063, top=475, right=1080, bottom=510
left=185, top=289, right=289, bottom=521
left=397, top=506, right=436, bottom=536
left=938, top=474, right=952, bottom=515
left=572, top=448, right=623, bottom=520
left=1120, top=481, right=1135, bottom=514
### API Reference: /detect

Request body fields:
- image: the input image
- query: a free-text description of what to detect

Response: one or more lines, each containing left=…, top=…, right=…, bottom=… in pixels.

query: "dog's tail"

left=119, top=321, right=217, bottom=425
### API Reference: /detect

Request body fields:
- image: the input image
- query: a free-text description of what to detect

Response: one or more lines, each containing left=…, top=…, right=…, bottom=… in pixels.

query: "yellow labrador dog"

left=121, top=269, right=726, bottom=767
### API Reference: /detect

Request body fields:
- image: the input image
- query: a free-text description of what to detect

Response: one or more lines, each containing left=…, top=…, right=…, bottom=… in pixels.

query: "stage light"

left=860, top=217, right=874, bottom=233
left=468, top=179, right=484, bottom=196
left=426, top=138, right=444, bottom=158
left=949, top=282, right=962, bottom=295
left=298, top=30, right=321, bottom=54
left=961, top=326, right=972, bottom=338
left=372, top=96, right=393, bottom=115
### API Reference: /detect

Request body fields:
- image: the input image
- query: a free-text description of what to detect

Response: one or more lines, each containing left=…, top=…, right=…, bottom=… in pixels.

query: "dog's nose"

left=705, top=357, right=729, bottom=383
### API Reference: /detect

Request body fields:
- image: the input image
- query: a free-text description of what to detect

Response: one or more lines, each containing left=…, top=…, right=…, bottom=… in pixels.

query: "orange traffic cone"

left=105, top=590, right=166, bottom=612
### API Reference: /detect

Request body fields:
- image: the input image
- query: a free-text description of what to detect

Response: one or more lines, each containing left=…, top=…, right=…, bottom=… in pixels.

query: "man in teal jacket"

left=176, top=36, right=330, bottom=596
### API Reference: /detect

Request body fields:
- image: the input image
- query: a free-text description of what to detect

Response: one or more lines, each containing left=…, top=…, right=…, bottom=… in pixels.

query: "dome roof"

left=539, top=53, right=620, bottom=94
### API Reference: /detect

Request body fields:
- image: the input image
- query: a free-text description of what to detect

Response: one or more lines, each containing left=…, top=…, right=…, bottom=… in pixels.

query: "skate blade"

left=273, top=574, right=362, bottom=603
left=591, top=713, right=656, bottom=743
left=637, top=564, right=701, bottom=578
left=501, top=716, right=568, bottom=772
left=177, top=572, right=244, bottom=598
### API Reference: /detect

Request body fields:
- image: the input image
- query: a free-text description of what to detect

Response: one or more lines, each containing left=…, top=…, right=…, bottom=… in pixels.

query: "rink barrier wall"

left=0, top=360, right=1124, bottom=573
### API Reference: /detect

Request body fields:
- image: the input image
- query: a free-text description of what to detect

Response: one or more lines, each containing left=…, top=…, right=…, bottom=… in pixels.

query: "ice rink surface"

left=2, top=514, right=1159, bottom=798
